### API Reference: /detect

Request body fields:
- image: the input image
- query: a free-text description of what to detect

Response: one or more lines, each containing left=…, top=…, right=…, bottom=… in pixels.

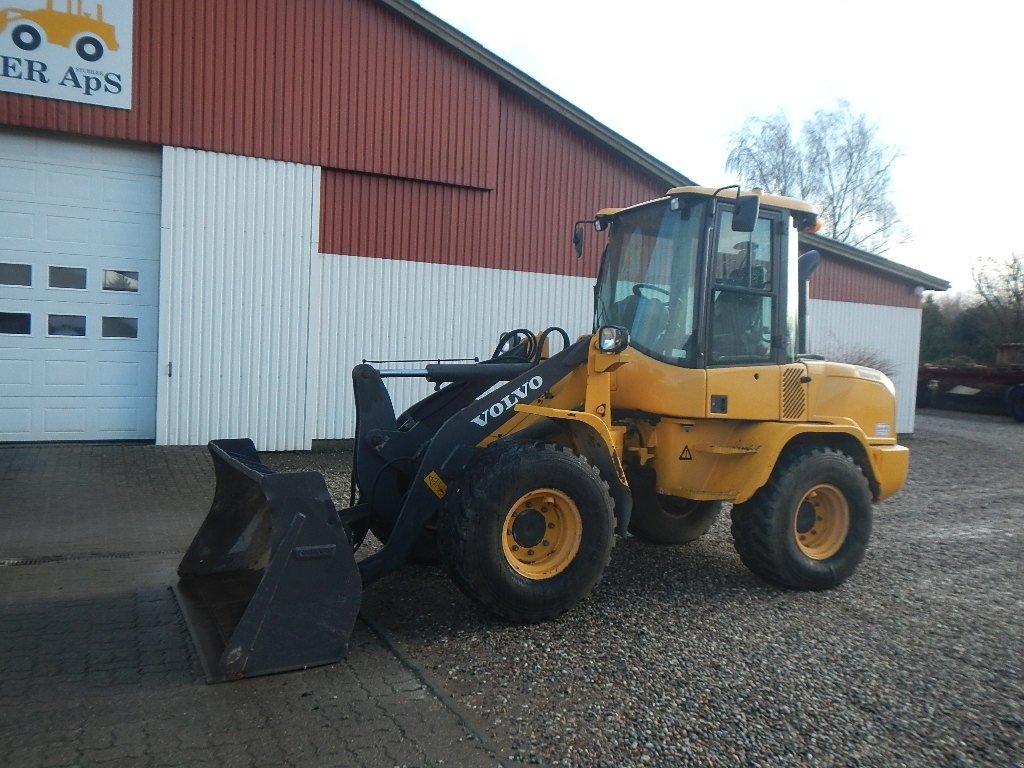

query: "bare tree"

left=726, top=101, right=902, bottom=253
left=972, top=252, right=1024, bottom=342
left=725, top=112, right=810, bottom=198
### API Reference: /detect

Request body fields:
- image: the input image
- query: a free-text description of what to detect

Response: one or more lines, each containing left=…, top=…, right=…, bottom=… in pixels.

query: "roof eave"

left=800, top=232, right=950, bottom=292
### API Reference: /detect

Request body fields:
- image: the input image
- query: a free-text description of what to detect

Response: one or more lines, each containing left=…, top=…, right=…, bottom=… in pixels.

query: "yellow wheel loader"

left=174, top=185, right=909, bottom=682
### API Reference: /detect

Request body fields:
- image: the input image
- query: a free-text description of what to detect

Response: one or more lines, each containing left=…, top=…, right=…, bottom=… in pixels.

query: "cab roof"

left=596, top=185, right=817, bottom=219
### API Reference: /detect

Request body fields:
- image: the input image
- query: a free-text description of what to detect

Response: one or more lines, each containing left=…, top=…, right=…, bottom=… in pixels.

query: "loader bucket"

left=174, top=439, right=362, bottom=682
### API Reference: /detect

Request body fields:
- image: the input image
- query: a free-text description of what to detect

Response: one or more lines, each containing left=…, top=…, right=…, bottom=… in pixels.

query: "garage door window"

left=103, top=270, right=139, bottom=292
left=49, top=266, right=87, bottom=290
left=0, top=263, right=31, bottom=286
left=0, top=312, right=31, bottom=334
left=48, top=314, right=86, bottom=336
left=102, top=316, right=138, bottom=339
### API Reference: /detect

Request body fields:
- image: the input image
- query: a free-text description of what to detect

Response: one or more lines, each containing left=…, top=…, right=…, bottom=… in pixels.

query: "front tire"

left=627, top=466, right=721, bottom=544
left=438, top=442, right=615, bottom=622
left=12, top=24, right=42, bottom=51
left=730, top=447, right=872, bottom=590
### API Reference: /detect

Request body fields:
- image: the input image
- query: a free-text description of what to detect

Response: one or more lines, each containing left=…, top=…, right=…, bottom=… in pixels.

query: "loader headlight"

left=597, top=325, right=629, bottom=353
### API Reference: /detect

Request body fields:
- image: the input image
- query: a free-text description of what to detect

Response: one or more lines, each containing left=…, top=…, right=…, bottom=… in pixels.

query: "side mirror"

left=572, top=225, right=585, bottom=258
left=797, top=250, right=821, bottom=355
left=732, top=194, right=761, bottom=232
left=798, top=250, right=821, bottom=282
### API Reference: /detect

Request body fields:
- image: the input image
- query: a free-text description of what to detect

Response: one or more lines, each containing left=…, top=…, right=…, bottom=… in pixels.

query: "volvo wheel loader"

left=174, top=185, right=909, bottom=682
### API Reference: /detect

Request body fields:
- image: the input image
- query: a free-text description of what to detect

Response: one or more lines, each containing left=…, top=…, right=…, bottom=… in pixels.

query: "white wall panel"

left=314, top=255, right=595, bottom=438
left=157, top=148, right=320, bottom=450
left=807, top=299, right=922, bottom=434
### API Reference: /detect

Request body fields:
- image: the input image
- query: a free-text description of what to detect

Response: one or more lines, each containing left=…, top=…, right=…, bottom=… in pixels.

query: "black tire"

left=730, top=447, right=872, bottom=590
left=626, top=466, right=721, bottom=544
left=916, top=382, right=935, bottom=408
left=437, top=442, right=615, bottom=622
left=75, top=35, right=104, bottom=62
left=12, top=24, right=42, bottom=51
left=1007, top=387, right=1024, bottom=422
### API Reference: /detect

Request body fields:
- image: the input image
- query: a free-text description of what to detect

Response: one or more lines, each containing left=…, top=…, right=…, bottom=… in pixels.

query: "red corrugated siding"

left=811, top=256, right=921, bottom=309
left=320, top=87, right=667, bottom=277
left=0, top=0, right=498, bottom=189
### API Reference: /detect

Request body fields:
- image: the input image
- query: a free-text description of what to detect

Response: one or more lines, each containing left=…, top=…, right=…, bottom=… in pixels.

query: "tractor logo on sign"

left=0, top=0, right=132, bottom=109
left=4, top=0, right=119, bottom=60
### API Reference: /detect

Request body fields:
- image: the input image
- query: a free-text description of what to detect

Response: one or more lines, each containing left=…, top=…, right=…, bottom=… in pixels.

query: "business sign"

left=0, top=0, right=132, bottom=110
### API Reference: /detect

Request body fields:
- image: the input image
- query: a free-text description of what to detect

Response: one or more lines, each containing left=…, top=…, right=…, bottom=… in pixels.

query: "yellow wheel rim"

left=793, top=484, right=850, bottom=560
left=501, top=488, right=582, bottom=580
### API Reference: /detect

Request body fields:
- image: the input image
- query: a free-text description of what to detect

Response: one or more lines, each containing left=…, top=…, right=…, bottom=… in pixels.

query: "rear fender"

left=750, top=427, right=906, bottom=503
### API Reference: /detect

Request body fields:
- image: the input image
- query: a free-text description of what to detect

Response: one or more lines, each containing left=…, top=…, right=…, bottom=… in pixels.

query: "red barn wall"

left=0, top=0, right=668, bottom=280
left=811, top=255, right=922, bottom=309
left=320, top=86, right=666, bottom=276
left=0, top=0, right=499, bottom=188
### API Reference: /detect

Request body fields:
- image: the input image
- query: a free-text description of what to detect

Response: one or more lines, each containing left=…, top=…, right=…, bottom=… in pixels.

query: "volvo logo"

left=470, top=376, right=544, bottom=427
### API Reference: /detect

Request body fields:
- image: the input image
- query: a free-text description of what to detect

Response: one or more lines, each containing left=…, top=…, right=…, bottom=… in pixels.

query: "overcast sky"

left=417, top=0, right=1023, bottom=294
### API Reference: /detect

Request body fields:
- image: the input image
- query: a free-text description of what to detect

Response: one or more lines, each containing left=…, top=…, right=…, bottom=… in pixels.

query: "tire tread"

left=438, top=442, right=614, bottom=622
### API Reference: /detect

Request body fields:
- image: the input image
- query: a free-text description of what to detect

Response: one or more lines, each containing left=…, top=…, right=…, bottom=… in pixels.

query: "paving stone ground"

left=0, top=443, right=506, bottom=768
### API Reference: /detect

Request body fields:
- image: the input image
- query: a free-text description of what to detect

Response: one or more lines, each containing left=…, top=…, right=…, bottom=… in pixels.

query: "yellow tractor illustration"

left=1, top=0, right=118, bottom=62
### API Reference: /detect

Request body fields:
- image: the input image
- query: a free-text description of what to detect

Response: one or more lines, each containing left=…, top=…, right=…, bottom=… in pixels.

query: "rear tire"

left=75, top=35, right=104, bottom=62
left=438, top=442, right=615, bottom=622
left=730, top=447, right=872, bottom=590
left=627, top=466, right=721, bottom=544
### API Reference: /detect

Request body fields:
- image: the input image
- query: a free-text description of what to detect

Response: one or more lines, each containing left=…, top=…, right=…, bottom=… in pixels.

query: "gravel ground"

left=269, top=410, right=1023, bottom=767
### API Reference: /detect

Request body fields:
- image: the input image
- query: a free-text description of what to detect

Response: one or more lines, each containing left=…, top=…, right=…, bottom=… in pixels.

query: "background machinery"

left=174, top=185, right=909, bottom=682
left=918, top=343, right=1024, bottom=421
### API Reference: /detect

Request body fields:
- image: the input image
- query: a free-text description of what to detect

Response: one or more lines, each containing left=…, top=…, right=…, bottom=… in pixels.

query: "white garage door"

left=0, top=130, right=161, bottom=441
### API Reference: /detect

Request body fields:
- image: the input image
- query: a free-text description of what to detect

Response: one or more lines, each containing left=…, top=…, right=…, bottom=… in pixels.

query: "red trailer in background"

left=918, top=343, right=1024, bottom=421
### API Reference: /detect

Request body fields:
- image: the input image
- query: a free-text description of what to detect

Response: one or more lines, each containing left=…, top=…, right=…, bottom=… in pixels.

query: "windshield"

left=595, top=199, right=706, bottom=365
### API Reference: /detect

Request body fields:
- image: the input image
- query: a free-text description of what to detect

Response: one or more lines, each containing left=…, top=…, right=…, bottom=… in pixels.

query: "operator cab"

left=593, top=186, right=819, bottom=369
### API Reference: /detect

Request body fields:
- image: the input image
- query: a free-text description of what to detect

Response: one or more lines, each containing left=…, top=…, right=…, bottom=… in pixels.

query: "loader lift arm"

left=174, top=331, right=606, bottom=682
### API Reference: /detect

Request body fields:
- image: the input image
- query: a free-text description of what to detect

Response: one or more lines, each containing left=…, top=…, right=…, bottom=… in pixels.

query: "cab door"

left=703, top=203, right=787, bottom=421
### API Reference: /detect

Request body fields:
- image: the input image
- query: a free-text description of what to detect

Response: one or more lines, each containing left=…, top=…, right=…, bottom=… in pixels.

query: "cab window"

left=708, top=210, right=775, bottom=365
left=595, top=199, right=705, bottom=365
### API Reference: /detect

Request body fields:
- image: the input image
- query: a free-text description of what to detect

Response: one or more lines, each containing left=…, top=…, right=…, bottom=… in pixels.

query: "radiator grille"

left=782, top=366, right=807, bottom=420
